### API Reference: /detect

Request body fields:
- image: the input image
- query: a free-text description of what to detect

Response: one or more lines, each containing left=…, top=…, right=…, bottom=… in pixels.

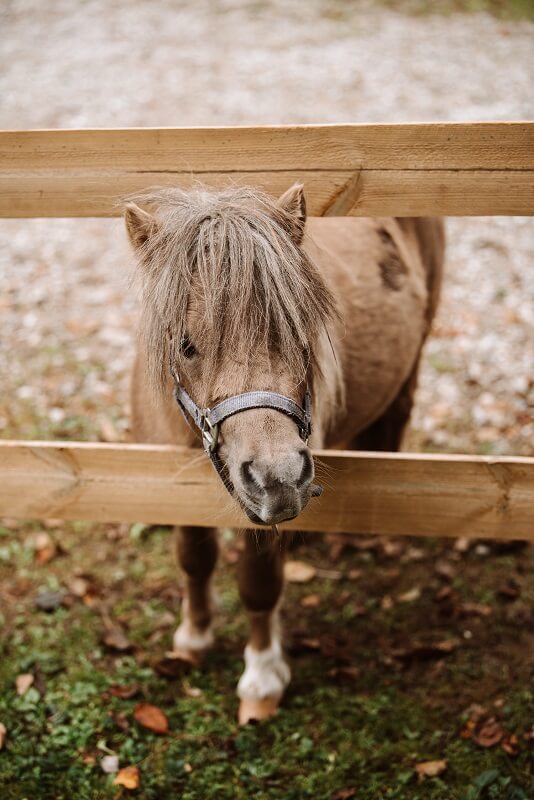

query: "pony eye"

left=180, top=335, right=197, bottom=359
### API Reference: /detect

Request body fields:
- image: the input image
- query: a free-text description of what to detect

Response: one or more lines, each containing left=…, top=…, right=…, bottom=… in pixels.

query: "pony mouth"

left=242, top=504, right=298, bottom=527
left=239, top=484, right=323, bottom=526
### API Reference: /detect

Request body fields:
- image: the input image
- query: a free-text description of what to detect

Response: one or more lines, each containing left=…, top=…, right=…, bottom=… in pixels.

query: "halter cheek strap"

left=169, top=365, right=312, bottom=497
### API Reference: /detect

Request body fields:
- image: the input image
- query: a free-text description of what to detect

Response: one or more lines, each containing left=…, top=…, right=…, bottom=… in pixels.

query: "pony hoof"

left=172, top=621, right=214, bottom=658
left=238, top=696, right=281, bottom=725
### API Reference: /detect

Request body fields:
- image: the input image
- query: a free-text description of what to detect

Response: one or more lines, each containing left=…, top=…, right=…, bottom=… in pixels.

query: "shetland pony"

left=125, top=184, right=444, bottom=722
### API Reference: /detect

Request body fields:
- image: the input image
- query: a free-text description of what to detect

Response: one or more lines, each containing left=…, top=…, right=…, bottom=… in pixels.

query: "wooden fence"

left=1, top=123, right=533, bottom=539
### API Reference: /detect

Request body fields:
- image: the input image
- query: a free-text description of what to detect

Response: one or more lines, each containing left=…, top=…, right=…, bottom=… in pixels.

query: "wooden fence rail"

left=1, top=123, right=533, bottom=539
left=1, top=441, right=533, bottom=539
left=1, top=122, right=533, bottom=218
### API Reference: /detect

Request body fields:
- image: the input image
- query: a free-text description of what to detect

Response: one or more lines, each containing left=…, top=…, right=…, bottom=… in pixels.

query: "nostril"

left=241, top=460, right=259, bottom=490
left=297, top=448, right=313, bottom=488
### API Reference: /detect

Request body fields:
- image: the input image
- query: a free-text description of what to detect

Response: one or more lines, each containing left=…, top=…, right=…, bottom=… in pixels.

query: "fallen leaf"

left=284, top=560, right=317, bottom=583
left=403, top=546, right=425, bottom=562
left=101, top=754, right=119, bottom=774
left=109, top=683, right=141, bottom=700
left=102, top=628, right=133, bottom=652
left=0, top=722, right=6, bottom=750
left=415, top=759, right=447, bottom=780
left=461, top=602, right=493, bottom=617
left=134, top=703, right=169, bottom=734
left=350, top=536, right=382, bottom=551
left=301, top=593, right=321, bottom=608
left=67, top=577, right=90, bottom=597
left=435, top=586, right=454, bottom=602
left=331, top=789, right=357, bottom=800
left=112, top=711, right=130, bottom=731
left=381, top=594, right=394, bottom=611
left=497, top=579, right=521, bottom=600
left=298, top=636, right=321, bottom=650
left=183, top=683, right=203, bottom=699
left=315, top=567, right=344, bottom=580
left=501, top=733, right=519, bottom=755
left=32, top=531, right=57, bottom=564
left=398, top=587, right=421, bottom=603
left=152, top=651, right=197, bottom=678
left=16, top=673, right=34, bottom=696
left=113, top=765, right=140, bottom=789
left=473, top=717, right=505, bottom=748
left=391, top=639, right=458, bottom=662
left=328, top=666, right=361, bottom=683
left=434, top=560, right=456, bottom=581
left=347, top=569, right=362, bottom=580
left=454, top=537, right=471, bottom=553
left=460, top=718, right=477, bottom=739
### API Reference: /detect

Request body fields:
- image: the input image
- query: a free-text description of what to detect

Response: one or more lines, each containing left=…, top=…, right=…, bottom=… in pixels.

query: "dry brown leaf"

left=381, top=595, right=394, bottom=611
left=32, top=531, right=57, bottom=564
left=113, top=765, right=140, bottom=789
left=398, top=587, right=421, bottom=603
left=109, top=683, right=141, bottom=700
left=391, top=639, right=458, bottom=662
left=301, top=593, right=321, bottom=608
left=284, top=560, right=317, bottom=583
left=501, top=733, right=520, bottom=755
left=328, top=665, right=361, bottom=683
left=434, top=560, right=456, bottom=581
left=16, top=673, right=34, bottom=696
left=473, top=717, right=505, bottom=748
left=461, top=602, right=493, bottom=617
left=133, top=703, right=169, bottom=734
left=415, top=759, right=447, bottom=780
left=331, top=789, right=357, bottom=800
left=152, top=650, right=198, bottom=677
left=102, top=628, right=133, bottom=652
left=183, top=683, right=203, bottom=699
left=0, top=722, right=6, bottom=750
left=67, top=577, right=90, bottom=597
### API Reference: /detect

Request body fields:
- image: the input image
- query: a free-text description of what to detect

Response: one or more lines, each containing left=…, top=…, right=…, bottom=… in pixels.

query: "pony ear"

left=277, top=183, right=306, bottom=244
left=124, top=203, right=157, bottom=250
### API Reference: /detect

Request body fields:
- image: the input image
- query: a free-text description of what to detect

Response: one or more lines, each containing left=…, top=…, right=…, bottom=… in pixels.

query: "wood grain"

left=1, top=441, right=533, bottom=539
left=1, top=122, right=532, bottom=217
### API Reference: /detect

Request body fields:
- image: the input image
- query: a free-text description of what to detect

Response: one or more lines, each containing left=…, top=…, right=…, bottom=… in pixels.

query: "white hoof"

left=237, top=640, right=291, bottom=701
left=173, top=620, right=214, bottom=653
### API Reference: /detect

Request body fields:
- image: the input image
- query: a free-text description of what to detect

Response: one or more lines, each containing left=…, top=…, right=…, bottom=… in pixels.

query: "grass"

left=1, top=521, right=532, bottom=799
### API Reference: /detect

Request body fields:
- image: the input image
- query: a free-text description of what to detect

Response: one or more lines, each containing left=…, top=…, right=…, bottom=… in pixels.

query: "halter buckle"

left=201, top=413, right=219, bottom=453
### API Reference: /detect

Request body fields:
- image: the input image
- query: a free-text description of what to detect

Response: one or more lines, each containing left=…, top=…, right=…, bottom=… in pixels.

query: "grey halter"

left=170, top=364, right=312, bottom=497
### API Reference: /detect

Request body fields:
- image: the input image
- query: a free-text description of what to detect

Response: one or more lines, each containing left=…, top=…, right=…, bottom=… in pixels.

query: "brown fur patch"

left=377, top=227, right=407, bottom=291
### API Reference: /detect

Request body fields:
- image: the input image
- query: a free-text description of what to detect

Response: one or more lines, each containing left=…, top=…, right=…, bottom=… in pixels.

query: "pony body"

left=126, top=185, right=444, bottom=722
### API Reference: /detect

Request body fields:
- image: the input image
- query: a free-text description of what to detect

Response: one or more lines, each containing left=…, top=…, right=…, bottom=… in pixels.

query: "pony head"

left=125, top=184, right=336, bottom=525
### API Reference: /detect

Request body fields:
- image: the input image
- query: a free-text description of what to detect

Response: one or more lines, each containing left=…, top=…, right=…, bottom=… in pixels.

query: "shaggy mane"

left=128, top=185, right=338, bottom=395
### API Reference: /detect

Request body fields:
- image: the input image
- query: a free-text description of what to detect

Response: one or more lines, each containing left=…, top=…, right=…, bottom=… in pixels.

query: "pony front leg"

left=236, top=530, right=290, bottom=724
left=173, top=526, right=218, bottom=656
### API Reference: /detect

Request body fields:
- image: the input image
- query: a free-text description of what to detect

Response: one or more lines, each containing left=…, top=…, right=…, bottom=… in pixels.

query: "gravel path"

left=1, top=0, right=533, bottom=454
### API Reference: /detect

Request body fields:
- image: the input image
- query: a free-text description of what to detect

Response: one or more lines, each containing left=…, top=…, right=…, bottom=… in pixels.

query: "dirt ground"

left=0, top=1, right=533, bottom=798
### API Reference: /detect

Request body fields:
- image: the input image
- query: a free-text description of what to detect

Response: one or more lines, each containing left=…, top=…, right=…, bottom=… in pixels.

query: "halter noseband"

left=170, top=365, right=312, bottom=497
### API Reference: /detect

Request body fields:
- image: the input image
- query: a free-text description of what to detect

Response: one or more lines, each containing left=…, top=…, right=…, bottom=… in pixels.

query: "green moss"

left=0, top=524, right=532, bottom=798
